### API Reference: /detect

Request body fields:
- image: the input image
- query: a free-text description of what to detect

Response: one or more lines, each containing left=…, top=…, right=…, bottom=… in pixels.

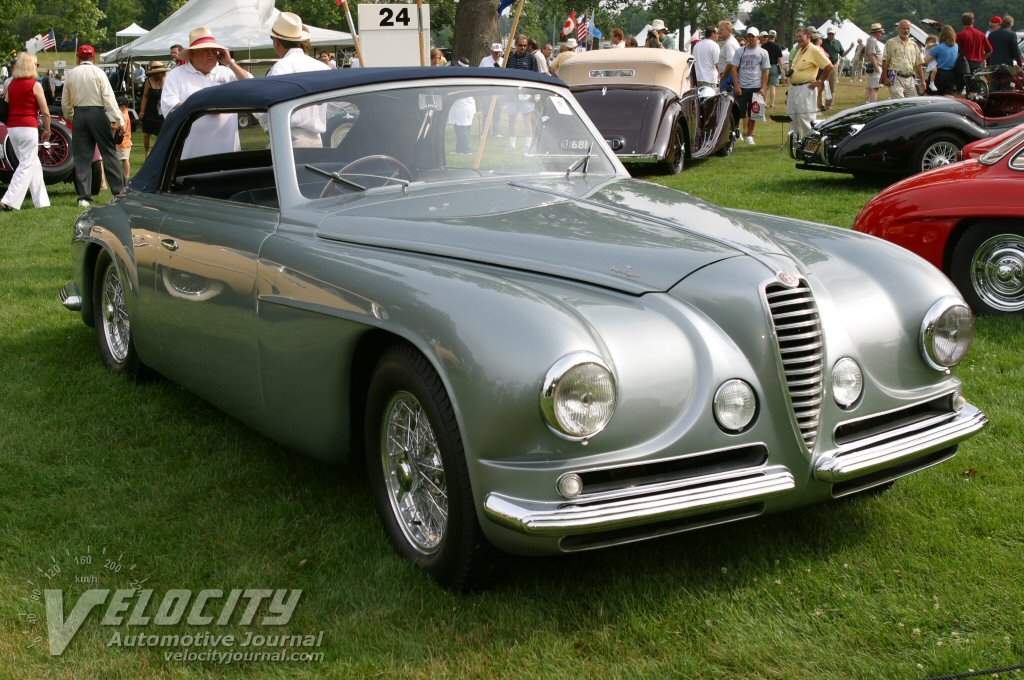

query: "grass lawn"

left=1, top=78, right=1022, bottom=679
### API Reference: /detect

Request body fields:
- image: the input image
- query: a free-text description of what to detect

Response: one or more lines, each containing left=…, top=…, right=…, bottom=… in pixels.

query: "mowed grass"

left=1, top=79, right=1023, bottom=679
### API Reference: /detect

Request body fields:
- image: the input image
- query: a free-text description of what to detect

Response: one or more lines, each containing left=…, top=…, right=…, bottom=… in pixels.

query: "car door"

left=148, top=120, right=279, bottom=421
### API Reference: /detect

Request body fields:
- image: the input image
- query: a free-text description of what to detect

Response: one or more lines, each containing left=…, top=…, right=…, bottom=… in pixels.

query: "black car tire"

left=4, top=118, right=75, bottom=184
left=92, top=250, right=146, bottom=378
left=716, top=121, right=737, bottom=157
left=915, top=132, right=965, bottom=173
left=950, top=220, right=1024, bottom=315
left=662, top=121, right=686, bottom=174
left=365, top=343, right=496, bottom=590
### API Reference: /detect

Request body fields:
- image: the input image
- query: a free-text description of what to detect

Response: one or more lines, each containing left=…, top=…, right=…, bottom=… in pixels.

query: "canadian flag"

left=562, top=10, right=576, bottom=38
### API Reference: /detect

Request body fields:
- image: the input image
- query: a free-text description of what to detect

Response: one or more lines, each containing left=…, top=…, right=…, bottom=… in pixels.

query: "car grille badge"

left=777, top=271, right=800, bottom=288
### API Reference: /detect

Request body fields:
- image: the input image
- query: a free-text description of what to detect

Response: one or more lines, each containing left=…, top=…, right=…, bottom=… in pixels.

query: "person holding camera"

left=728, top=28, right=770, bottom=145
left=161, top=26, right=253, bottom=160
left=864, top=24, right=884, bottom=102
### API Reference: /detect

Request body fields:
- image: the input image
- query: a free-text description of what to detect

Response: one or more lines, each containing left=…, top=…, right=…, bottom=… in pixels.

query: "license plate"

left=803, top=138, right=820, bottom=155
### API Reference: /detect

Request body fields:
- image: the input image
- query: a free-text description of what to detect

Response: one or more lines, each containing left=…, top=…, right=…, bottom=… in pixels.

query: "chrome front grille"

left=765, top=280, right=825, bottom=451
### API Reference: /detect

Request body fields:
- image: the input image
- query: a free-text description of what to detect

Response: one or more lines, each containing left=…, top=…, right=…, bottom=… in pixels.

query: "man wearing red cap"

left=61, top=44, right=126, bottom=207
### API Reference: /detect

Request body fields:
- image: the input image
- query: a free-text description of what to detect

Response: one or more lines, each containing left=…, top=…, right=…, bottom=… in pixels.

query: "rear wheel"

left=4, top=118, right=74, bottom=184
left=950, top=221, right=1024, bottom=315
left=661, top=122, right=686, bottom=174
left=915, top=132, right=964, bottom=173
left=365, top=343, right=496, bottom=590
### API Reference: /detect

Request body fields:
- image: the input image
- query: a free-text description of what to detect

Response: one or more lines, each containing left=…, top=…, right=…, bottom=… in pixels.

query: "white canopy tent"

left=116, top=22, right=149, bottom=39
left=816, top=19, right=870, bottom=52
left=101, top=0, right=352, bottom=62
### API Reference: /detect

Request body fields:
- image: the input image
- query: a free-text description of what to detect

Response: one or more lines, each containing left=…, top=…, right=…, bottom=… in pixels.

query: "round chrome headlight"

left=831, top=357, right=863, bottom=408
left=920, top=298, right=975, bottom=370
left=713, top=379, right=757, bottom=433
left=541, top=353, right=616, bottom=440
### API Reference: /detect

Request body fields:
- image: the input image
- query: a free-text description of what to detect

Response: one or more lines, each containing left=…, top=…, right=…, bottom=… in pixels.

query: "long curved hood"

left=817, top=97, right=971, bottom=137
left=314, top=177, right=794, bottom=294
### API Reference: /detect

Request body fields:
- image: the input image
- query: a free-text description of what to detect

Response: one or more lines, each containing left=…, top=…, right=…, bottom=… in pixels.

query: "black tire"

left=914, top=132, right=964, bottom=173
left=661, top=121, right=686, bottom=175
left=92, top=250, right=145, bottom=378
left=4, top=118, right=75, bottom=185
left=365, top=343, right=496, bottom=590
left=949, top=221, right=1024, bottom=315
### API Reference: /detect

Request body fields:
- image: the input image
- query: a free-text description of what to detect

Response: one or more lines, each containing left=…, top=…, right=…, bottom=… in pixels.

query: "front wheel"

left=92, top=250, right=146, bottom=377
left=365, top=343, right=496, bottom=590
left=950, top=222, right=1024, bottom=315
left=915, top=132, right=964, bottom=173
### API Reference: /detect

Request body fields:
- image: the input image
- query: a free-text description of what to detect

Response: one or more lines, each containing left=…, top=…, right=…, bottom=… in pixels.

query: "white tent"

left=116, top=23, right=149, bottom=39
left=816, top=19, right=870, bottom=52
left=101, top=0, right=351, bottom=62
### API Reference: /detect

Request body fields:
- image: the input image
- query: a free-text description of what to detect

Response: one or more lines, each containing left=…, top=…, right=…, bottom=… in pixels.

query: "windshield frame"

left=268, top=77, right=627, bottom=209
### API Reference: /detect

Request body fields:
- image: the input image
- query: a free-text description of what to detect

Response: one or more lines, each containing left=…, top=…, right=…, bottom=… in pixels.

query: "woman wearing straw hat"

left=138, top=61, right=168, bottom=157
left=160, top=26, right=253, bottom=160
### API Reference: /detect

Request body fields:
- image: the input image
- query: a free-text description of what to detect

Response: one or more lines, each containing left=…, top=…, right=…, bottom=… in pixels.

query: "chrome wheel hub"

left=971, top=234, right=1024, bottom=312
left=381, top=391, right=447, bottom=554
left=921, top=141, right=959, bottom=170
left=101, top=263, right=131, bottom=362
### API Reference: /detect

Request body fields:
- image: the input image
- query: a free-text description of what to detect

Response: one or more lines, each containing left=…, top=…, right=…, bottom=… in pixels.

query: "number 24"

left=380, top=7, right=411, bottom=27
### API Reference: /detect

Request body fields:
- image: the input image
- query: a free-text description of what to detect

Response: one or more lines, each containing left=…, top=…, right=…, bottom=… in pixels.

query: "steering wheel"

left=319, top=154, right=414, bottom=198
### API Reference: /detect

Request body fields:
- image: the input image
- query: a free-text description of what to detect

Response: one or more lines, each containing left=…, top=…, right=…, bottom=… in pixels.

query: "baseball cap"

left=827, top=28, right=836, bottom=34
left=759, top=30, right=769, bottom=36
left=745, top=27, right=759, bottom=37
left=77, top=44, right=96, bottom=59
left=768, top=29, right=777, bottom=36
left=490, top=42, right=502, bottom=52
left=990, top=16, right=1002, bottom=24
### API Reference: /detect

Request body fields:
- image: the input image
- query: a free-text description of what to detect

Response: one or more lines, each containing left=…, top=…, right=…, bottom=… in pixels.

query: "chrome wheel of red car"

left=952, top=224, right=1024, bottom=315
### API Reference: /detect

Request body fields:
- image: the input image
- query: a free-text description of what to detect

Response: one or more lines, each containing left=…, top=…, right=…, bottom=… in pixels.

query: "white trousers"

left=2, top=126, right=50, bottom=210
left=787, top=84, right=818, bottom=141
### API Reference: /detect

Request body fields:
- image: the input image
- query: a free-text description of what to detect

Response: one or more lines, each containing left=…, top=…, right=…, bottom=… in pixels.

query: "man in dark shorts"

left=728, top=27, right=770, bottom=145
left=759, top=29, right=784, bottom=109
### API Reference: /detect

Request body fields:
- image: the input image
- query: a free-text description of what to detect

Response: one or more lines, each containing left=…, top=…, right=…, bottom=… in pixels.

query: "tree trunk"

left=454, top=0, right=502, bottom=67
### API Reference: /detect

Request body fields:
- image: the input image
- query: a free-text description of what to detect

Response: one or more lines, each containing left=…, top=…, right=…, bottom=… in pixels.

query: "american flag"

left=577, top=14, right=589, bottom=42
left=41, top=29, right=56, bottom=51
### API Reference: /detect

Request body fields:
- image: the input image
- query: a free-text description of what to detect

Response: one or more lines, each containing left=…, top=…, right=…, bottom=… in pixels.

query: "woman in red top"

left=2, top=52, right=51, bottom=211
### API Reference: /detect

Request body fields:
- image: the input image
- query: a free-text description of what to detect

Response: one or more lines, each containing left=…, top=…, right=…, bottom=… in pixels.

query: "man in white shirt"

left=263, top=12, right=330, bottom=148
left=62, top=44, right=126, bottom=207
left=479, top=43, right=503, bottom=68
left=717, top=20, right=740, bottom=91
left=160, top=27, right=253, bottom=160
left=693, top=26, right=721, bottom=87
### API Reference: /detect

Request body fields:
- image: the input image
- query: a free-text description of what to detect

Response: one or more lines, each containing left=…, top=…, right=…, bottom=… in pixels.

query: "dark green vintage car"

left=61, top=68, right=986, bottom=589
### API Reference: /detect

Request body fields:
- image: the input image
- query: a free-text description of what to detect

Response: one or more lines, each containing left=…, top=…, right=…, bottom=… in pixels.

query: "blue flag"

left=591, top=22, right=604, bottom=39
left=59, top=32, right=78, bottom=50
left=497, top=0, right=514, bottom=14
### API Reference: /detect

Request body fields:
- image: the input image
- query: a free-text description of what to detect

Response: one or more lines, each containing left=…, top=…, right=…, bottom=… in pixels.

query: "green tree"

left=34, top=0, right=106, bottom=47
left=0, top=0, right=37, bottom=57
left=99, top=0, right=144, bottom=40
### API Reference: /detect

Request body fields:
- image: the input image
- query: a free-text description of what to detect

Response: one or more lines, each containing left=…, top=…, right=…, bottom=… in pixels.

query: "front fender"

left=834, top=111, right=987, bottom=171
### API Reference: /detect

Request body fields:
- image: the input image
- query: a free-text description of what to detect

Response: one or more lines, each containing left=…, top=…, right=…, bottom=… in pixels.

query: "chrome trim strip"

left=483, top=466, right=795, bottom=536
left=60, top=281, right=82, bottom=312
left=616, top=153, right=660, bottom=163
left=814, top=404, right=987, bottom=482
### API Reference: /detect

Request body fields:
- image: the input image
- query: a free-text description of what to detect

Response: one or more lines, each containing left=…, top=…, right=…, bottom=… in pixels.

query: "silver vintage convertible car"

left=61, top=68, right=986, bottom=589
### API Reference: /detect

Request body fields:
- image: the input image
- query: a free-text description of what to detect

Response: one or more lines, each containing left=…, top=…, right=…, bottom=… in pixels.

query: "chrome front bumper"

left=60, top=281, right=82, bottom=311
left=483, top=466, right=795, bottom=536
left=814, top=403, right=988, bottom=483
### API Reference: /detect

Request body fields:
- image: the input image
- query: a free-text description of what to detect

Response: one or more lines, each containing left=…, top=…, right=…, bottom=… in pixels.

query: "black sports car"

left=791, top=92, right=1024, bottom=176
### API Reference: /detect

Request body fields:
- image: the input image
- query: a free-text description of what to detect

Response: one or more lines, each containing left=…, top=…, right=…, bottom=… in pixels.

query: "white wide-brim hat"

left=270, top=12, right=310, bottom=42
left=180, top=27, right=229, bottom=58
left=651, top=19, right=667, bottom=31
left=565, top=38, right=578, bottom=48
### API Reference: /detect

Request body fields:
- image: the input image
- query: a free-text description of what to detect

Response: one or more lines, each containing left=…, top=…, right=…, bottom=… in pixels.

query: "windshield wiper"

left=305, top=164, right=366, bottom=192
left=565, top=143, right=593, bottom=178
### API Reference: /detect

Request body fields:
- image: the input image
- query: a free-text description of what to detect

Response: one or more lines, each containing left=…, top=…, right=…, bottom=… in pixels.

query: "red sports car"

left=853, top=127, right=1024, bottom=315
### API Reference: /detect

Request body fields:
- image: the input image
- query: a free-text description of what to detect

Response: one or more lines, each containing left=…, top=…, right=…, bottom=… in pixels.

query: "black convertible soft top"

left=131, top=67, right=560, bottom=193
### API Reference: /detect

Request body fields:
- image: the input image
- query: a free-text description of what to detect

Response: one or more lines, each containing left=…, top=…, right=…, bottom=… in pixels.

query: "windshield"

left=289, top=82, right=617, bottom=198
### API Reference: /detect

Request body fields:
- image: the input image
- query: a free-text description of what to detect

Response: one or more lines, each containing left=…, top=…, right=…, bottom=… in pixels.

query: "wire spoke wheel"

left=969, top=234, right=1024, bottom=313
left=101, top=261, right=131, bottom=363
left=381, top=391, right=448, bottom=554
left=920, top=140, right=960, bottom=171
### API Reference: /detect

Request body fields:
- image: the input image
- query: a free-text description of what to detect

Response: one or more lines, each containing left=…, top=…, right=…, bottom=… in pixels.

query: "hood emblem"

left=778, top=271, right=800, bottom=287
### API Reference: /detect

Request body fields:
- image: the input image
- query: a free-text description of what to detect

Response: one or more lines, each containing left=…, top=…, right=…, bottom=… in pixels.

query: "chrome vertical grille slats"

left=765, top=280, right=825, bottom=450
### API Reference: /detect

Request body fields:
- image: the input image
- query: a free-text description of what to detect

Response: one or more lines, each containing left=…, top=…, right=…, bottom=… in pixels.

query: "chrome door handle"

left=160, top=239, right=179, bottom=252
